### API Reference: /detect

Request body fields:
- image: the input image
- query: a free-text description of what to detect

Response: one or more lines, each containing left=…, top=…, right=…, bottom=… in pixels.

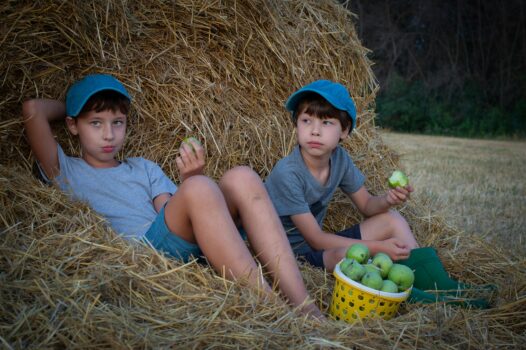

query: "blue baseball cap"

left=285, top=79, right=357, bottom=130
left=66, top=74, right=131, bottom=117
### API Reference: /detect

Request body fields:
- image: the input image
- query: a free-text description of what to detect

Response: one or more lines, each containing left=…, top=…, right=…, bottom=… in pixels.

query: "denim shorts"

left=143, top=205, right=202, bottom=262
left=298, top=224, right=362, bottom=268
left=143, top=205, right=246, bottom=262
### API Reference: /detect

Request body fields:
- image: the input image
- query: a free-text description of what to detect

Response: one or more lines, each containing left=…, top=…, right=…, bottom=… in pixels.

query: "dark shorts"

left=298, top=224, right=362, bottom=269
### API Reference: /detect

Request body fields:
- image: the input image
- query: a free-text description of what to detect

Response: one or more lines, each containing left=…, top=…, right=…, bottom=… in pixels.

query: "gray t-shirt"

left=42, top=145, right=177, bottom=240
left=265, top=145, right=365, bottom=254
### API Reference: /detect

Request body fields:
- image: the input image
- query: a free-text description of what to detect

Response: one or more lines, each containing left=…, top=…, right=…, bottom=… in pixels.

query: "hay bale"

left=0, top=0, right=524, bottom=348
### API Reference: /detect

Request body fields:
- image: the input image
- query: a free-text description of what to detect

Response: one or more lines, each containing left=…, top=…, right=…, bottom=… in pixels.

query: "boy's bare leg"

left=163, top=175, right=270, bottom=290
left=218, top=166, right=323, bottom=318
left=360, top=210, right=419, bottom=249
left=322, top=211, right=420, bottom=271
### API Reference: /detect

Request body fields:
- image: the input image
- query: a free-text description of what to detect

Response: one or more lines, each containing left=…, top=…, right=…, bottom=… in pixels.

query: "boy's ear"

left=340, top=125, right=351, bottom=141
left=65, top=117, right=78, bottom=135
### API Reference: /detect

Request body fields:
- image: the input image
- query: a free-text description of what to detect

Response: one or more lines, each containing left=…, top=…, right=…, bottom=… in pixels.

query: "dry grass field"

left=381, top=131, right=526, bottom=256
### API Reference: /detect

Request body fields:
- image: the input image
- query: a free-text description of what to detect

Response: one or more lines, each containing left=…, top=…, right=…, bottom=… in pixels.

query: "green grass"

left=381, top=131, right=526, bottom=255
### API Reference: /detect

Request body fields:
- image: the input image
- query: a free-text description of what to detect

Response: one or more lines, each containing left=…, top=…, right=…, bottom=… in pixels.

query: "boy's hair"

left=78, top=90, right=130, bottom=117
left=293, top=92, right=352, bottom=131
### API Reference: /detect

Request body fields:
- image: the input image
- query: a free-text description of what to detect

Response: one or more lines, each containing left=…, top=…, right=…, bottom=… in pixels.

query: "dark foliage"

left=345, top=0, right=526, bottom=137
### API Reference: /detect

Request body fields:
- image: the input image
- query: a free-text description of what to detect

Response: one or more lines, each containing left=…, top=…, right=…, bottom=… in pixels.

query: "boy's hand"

left=176, top=137, right=205, bottom=181
left=385, top=185, right=414, bottom=206
left=378, top=238, right=410, bottom=261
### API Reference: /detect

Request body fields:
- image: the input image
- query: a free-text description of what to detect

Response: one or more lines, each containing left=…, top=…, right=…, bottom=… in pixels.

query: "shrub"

left=376, top=75, right=526, bottom=138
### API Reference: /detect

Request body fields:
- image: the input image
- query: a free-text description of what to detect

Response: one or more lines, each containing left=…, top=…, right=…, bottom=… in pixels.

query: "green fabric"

left=398, top=247, right=455, bottom=290
left=399, top=247, right=496, bottom=298
left=407, top=287, right=489, bottom=309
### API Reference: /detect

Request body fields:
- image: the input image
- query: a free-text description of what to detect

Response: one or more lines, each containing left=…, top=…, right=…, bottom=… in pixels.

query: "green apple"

left=380, top=279, right=399, bottom=293
left=388, top=170, right=409, bottom=188
left=342, top=260, right=366, bottom=281
left=182, top=136, right=201, bottom=153
left=360, top=271, right=383, bottom=290
left=387, top=264, right=415, bottom=291
left=183, top=136, right=201, bottom=145
left=339, top=258, right=353, bottom=272
left=371, top=252, right=393, bottom=278
left=364, top=263, right=381, bottom=274
left=345, top=243, right=370, bottom=264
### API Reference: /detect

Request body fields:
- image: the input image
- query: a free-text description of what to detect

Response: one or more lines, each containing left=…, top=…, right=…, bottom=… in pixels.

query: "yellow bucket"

left=329, top=261, right=411, bottom=322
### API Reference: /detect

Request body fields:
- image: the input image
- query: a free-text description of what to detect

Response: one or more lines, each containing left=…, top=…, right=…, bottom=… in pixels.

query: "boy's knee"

left=219, top=166, right=269, bottom=206
left=220, top=166, right=261, bottom=188
left=387, top=210, right=418, bottom=247
left=178, top=175, right=221, bottom=201
left=386, top=210, right=409, bottom=228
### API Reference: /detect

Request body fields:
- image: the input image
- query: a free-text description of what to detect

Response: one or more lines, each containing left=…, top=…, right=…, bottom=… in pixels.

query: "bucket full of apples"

left=329, top=243, right=415, bottom=322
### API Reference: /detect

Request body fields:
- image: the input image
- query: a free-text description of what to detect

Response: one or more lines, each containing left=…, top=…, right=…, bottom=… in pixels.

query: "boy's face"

left=296, top=111, right=349, bottom=158
left=66, top=109, right=127, bottom=168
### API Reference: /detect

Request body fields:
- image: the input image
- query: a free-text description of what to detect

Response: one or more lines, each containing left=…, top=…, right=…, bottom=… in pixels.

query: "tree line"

left=345, top=0, right=526, bottom=137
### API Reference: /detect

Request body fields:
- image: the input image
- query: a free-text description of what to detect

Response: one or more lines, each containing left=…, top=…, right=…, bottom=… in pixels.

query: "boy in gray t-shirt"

left=265, top=80, right=493, bottom=308
left=266, top=144, right=365, bottom=256
left=265, top=79, right=419, bottom=272
left=22, top=74, right=323, bottom=319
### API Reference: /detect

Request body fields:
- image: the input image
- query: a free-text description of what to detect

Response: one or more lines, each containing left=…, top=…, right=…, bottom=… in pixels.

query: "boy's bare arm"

left=348, top=186, right=413, bottom=217
left=291, top=212, right=361, bottom=250
left=21, top=99, right=64, bottom=179
left=291, top=212, right=406, bottom=258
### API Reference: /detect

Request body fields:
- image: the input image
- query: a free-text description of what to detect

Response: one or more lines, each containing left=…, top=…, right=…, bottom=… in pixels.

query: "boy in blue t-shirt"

left=21, top=74, right=323, bottom=318
left=265, top=80, right=492, bottom=307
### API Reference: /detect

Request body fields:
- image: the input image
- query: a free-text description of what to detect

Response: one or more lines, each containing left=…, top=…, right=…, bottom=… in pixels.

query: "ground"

left=381, top=131, right=526, bottom=256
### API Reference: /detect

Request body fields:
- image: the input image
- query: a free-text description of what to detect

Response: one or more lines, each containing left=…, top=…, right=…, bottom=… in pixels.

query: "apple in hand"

left=387, top=264, right=415, bottom=291
left=342, top=260, right=366, bottom=281
left=388, top=170, right=409, bottom=188
left=380, top=279, right=399, bottom=293
left=361, top=271, right=384, bottom=291
left=182, top=136, right=202, bottom=153
left=371, top=252, right=393, bottom=278
left=345, top=243, right=370, bottom=264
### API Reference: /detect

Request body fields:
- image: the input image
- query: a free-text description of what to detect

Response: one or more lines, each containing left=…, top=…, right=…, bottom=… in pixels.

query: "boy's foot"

left=298, top=300, right=326, bottom=321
